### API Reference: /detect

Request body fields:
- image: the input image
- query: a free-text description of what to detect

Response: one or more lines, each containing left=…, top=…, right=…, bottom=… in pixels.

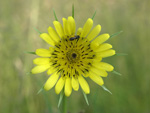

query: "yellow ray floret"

left=53, top=21, right=64, bottom=38
left=93, top=62, right=114, bottom=72
left=65, top=77, right=72, bottom=96
left=47, top=67, right=57, bottom=75
left=78, top=75, right=90, bottom=94
left=40, top=33, right=55, bottom=46
left=80, top=18, right=93, bottom=37
left=91, top=33, right=110, bottom=47
left=90, top=67, right=108, bottom=77
left=72, top=76, right=79, bottom=91
left=55, top=77, right=65, bottom=94
left=96, top=49, right=116, bottom=58
left=33, top=58, right=50, bottom=65
left=62, top=18, right=69, bottom=36
left=35, top=48, right=52, bottom=57
left=31, top=64, right=50, bottom=74
left=48, top=27, right=60, bottom=43
left=87, top=24, right=101, bottom=41
left=95, top=43, right=112, bottom=52
left=68, top=16, right=76, bottom=35
left=89, top=72, right=104, bottom=86
left=44, top=72, right=59, bottom=91
left=77, top=28, right=82, bottom=36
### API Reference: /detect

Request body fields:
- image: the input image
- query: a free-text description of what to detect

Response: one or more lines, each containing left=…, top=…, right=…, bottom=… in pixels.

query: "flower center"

left=51, top=37, right=96, bottom=77
left=66, top=49, right=80, bottom=63
left=72, top=53, right=77, bottom=58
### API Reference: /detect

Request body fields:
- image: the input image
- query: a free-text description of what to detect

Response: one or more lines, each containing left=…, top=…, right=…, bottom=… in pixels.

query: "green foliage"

left=101, top=85, right=112, bottom=94
left=72, top=4, right=74, bottom=18
left=24, top=51, right=36, bottom=55
left=33, top=27, right=41, bottom=34
left=110, top=31, right=123, bottom=39
left=58, top=89, right=64, bottom=108
left=53, top=9, right=58, bottom=21
left=82, top=90, right=89, bottom=106
left=91, top=11, right=96, bottom=20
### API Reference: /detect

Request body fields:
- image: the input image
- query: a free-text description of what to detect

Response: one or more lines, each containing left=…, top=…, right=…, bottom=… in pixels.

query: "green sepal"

left=110, top=31, right=123, bottom=39
left=91, top=11, right=96, bottom=20
left=58, top=89, right=64, bottom=108
left=37, top=86, right=44, bottom=95
left=24, top=51, right=36, bottom=55
left=33, top=27, right=41, bottom=34
left=53, top=9, right=58, bottom=21
left=116, top=53, right=128, bottom=56
left=112, top=70, right=122, bottom=76
left=101, top=85, right=112, bottom=94
left=82, top=90, right=89, bottom=106
left=72, top=4, right=74, bottom=18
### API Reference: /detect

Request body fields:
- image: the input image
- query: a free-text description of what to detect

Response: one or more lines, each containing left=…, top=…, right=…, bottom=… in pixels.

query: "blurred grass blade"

left=58, top=90, right=64, bottom=108
left=110, top=31, right=123, bottom=39
left=33, top=27, right=41, bottom=34
left=53, top=9, right=58, bottom=21
left=91, top=11, right=96, bottom=20
left=37, top=86, right=44, bottom=95
left=82, top=90, right=89, bottom=106
left=24, top=51, right=36, bottom=55
left=112, top=70, right=122, bottom=76
left=101, top=85, right=112, bottom=94
left=72, top=4, right=74, bottom=18
left=116, top=53, right=128, bottom=56
left=35, top=78, right=52, bottom=112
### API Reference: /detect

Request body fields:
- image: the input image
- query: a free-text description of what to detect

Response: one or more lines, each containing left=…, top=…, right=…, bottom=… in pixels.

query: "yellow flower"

left=31, top=16, right=115, bottom=97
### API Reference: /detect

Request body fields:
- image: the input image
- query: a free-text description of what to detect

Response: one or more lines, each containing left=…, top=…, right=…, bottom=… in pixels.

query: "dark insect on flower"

left=69, top=35, right=80, bottom=41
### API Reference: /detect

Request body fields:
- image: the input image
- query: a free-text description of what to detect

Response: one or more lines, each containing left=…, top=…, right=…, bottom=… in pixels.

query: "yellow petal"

left=68, top=16, right=76, bottom=35
left=90, top=42, right=99, bottom=50
left=81, top=18, right=93, bottom=37
left=65, top=77, right=72, bottom=97
left=72, top=77, right=79, bottom=91
left=89, top=71, right=104, bottom=86
left=44, top=72, right=59, bottom=91
left=40, top=33, right=55, bottom=46
left=90, top=67, right=108, bottom=77
left=31, top=64, right=50, bottom=74
left=35, top=49, right=52, bottom=57
left=87, top=25, right=101, bottom=41
left=49, top=47, right=54, bottom=52
left=96, top=49, right=116, bottom=58
left=53, top=21, right=64, bottom=38
left=78, top=75, right=90, bottom=94
left=95, top=43, right=112, bottom=52
left=83, top=72, right=90, bottom=77
left=91, top=33, right=110, bottom=46
left=94, top=62, right=114, bottom=72
left=77, top=28, right=82, bottom=36
left=62, top=18, right=69, bottom=36
left=55, top=77, right=65, bottom=94
left=47, top=67, right=57, bottom=75
left=48, top=27, right=60, bottom=43
left=93, top=55, right=102, bottom=62
left=33, top=58, right=50, bottom=65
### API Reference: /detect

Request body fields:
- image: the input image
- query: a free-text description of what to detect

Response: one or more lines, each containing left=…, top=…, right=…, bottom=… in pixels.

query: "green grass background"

left=0, top=0, right=149, bottom=113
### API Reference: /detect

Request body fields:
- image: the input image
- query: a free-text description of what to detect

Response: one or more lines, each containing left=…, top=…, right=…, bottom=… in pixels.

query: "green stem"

left=62, top=95, right=67, bottom=113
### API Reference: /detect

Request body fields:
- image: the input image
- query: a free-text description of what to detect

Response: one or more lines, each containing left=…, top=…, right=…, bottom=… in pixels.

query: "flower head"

left=31, top=15, right=115, bottom=96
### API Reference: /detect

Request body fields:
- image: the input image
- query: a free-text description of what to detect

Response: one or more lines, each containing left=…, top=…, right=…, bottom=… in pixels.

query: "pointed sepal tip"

left=82, top=90, right=89, bottom=106
left=101, top=85, right=112, bottom=95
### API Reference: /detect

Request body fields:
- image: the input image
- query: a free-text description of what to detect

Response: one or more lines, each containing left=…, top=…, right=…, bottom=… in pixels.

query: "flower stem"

left=62, top=95, right=67, bottom=113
